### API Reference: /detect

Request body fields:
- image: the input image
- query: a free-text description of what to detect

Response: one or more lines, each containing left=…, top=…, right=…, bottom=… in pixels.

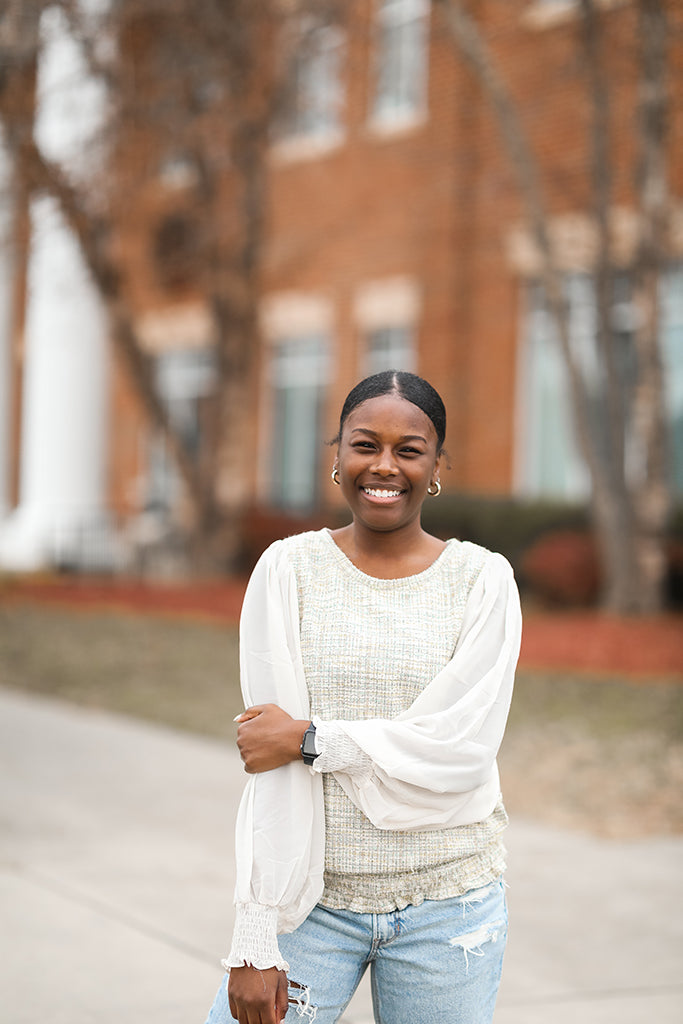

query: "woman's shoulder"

left=441, top=538, right=514, bottom=588
left=258, top=529, right=331, bottom=574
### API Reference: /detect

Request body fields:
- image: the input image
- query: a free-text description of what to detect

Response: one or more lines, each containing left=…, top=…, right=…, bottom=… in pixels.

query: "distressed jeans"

left=205, top=878, right=507, bottom=1024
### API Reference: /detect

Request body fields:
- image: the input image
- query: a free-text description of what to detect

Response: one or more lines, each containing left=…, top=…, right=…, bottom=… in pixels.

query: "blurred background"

left=0, top=3, right=682, bottom=1021
left=0, top=0, right=682, bottom=613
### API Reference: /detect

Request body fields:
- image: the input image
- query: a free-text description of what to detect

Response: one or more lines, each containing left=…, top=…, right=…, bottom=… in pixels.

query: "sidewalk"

left=1, top=686, right=681, bottom=1024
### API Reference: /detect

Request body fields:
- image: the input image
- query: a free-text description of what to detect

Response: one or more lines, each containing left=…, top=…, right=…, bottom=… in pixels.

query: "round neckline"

left=321, top=528, right=455, bottom=584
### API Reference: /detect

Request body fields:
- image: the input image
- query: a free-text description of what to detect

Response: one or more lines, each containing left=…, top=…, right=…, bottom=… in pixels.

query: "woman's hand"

left=228, top=964, right=289, bottom=1024
left=235, top=704, right=310, bottom=773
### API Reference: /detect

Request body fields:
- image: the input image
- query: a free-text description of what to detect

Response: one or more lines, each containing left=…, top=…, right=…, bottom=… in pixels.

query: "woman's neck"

left=329, top=521, right=446, bottom=579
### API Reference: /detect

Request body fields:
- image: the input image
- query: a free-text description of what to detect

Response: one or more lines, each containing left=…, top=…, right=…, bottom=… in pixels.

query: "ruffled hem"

left=223, top=902, right=290, bottom=974
left=320, top=850, right=507, bottom=914
left=221, top=955, right=290, bottom=973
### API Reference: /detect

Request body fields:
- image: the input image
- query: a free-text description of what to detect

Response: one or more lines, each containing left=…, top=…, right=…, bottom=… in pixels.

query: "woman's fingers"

left=233, top=704, right=268, bottom=723
left=276, top=970, right=289, bottom=1021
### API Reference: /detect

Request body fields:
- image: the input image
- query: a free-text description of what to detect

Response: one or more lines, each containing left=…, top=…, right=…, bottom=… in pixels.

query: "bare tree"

left=433, top=0, right=674, bottom=613
left=0, top=0, right=338, bottom=569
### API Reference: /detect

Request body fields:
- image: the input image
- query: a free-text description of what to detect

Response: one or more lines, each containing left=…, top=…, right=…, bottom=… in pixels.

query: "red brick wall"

left=109, top=0, right=683, bottom=515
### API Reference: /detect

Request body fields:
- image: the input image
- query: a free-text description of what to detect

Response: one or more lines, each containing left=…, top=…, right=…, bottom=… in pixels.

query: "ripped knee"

left=287, top=978, right=318, bottom=1021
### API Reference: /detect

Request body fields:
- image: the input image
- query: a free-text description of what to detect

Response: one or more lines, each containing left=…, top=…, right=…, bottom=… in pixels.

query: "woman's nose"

left=371, top=449, right=398, bottom=475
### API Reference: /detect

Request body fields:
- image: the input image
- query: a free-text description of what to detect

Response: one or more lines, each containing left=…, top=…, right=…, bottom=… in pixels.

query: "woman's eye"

left=353, top=441, right=375, bottom=450
left=400, top=447, right=422, bottom=456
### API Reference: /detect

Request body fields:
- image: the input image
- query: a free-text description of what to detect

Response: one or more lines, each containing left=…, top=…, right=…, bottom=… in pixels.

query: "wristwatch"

left=300, top=722, right=319, bottom=766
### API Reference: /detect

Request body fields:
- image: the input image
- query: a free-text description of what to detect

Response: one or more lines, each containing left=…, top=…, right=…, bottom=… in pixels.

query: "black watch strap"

left=300, top=722, right=319, bottom=765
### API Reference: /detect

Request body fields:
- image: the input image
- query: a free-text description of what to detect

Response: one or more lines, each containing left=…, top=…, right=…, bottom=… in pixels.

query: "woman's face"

left=335, top=393, right=441, bottom=534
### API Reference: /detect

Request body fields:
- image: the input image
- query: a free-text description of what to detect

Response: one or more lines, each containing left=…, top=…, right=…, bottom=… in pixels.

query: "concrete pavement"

left=1, top=686, right=681, bottom=1024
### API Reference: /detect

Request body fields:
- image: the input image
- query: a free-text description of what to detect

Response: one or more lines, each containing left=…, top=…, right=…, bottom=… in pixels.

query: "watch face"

left=302, top=725, right=317, bottom=758
left=302, top=731, right=316, bottom=755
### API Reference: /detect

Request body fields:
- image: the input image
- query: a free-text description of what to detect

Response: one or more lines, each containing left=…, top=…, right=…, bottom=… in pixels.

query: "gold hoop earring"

left=331, top=467, right=340, bottom=486
left=427, top=480, right=441, bottom=497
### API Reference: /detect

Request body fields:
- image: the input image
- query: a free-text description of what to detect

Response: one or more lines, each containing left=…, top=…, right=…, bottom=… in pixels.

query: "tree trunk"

left=627, top=0, right=672, bottom=612
left=434, top=0, right=673, bottom=613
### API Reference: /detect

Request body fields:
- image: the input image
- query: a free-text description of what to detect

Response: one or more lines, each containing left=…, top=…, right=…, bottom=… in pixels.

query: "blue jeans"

left=205, top=878, right=507, bottom=1024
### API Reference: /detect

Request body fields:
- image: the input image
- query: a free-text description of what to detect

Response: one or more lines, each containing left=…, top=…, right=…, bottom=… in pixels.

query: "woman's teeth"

left=363, top=487, right=402, bottom=498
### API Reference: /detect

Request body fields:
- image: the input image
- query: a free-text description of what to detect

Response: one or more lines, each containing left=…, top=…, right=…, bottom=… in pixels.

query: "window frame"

left=267, top=332, right=331, bottom=512
left=369, top=0, right=430, bottom=134
left=272, top=16, right=346, bottom=160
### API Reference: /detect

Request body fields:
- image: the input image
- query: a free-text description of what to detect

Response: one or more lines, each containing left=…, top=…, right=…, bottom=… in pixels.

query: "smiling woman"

left=330, top=388, right=444, bottom=572
left=203, top=371, right=522, bottom=1024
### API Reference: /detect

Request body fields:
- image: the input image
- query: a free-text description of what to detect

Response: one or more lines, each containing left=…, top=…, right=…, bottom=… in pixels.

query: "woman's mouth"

left=361, top=486, right=404, bottom=502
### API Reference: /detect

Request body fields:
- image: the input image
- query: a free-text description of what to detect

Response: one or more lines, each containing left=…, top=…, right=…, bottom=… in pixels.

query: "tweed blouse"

left=287, top=529, right=508, bottom=912
left=224, top=531, right=521, bottom=973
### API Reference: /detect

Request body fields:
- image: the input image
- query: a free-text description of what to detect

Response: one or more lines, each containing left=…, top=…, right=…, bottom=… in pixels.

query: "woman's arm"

left=235, top=551, right=521, bottom=830
left=223, top=541, right=325, bottom=983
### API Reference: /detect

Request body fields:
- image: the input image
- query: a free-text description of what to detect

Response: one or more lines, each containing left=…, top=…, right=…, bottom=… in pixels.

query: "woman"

left=205, top=371, right=521, bottom=1024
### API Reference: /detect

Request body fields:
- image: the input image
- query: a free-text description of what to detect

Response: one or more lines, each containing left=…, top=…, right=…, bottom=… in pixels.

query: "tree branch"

left=578, top=0, right=626, bottom=484
left=432, top=0, right=605, bottom=492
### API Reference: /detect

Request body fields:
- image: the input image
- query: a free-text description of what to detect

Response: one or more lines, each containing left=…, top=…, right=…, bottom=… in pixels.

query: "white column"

left=0, top=133, right=16, bottom=520
left=0, top=3, right=112, bottom=571
left=0, top=195, right=110, bottom=570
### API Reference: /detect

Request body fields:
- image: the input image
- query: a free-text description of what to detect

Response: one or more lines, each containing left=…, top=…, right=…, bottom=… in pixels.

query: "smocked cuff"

left=221, top=902, right=290, bottom=973
left=311, top=719, right=373, bottom=778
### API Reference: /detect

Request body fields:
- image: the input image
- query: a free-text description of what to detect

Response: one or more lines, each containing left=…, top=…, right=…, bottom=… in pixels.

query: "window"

left=372, top=0, right=429, bottom=128
left=517, top=269, right=683, bottom=498
left=663, top=266, right=683, bottom=495
left=355, top=277, right=420, bottom=374
left=269, top=334, right=330, bottom=510
left=363, top=325, right=416, bottom=375
left=276, top=20, right=344, bottom=145
left=145, top=349, right=217, bottom=511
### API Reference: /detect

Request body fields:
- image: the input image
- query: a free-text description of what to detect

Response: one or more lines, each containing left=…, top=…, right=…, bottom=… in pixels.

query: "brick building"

left=1, top=0, right=682, bottom=570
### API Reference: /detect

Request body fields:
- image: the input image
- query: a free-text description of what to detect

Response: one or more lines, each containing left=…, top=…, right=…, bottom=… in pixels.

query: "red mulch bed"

left=521, top=612, right=683, bottom=677
left=0, top=577, right=249, bottom=625
left=2, top=577, right=682, bottom=678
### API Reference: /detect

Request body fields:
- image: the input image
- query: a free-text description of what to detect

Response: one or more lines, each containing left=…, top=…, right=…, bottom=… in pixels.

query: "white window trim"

left=366, top=109, right=428, bottom=139
left=270, top=131, right=345, bottom=165
left=260, top=292, right=334, bottom=341
left=523, top=0, right=630, bottom=31
left=136, top=304, right=213, bottom=354
left=353, top=276, right=421, bottom=331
